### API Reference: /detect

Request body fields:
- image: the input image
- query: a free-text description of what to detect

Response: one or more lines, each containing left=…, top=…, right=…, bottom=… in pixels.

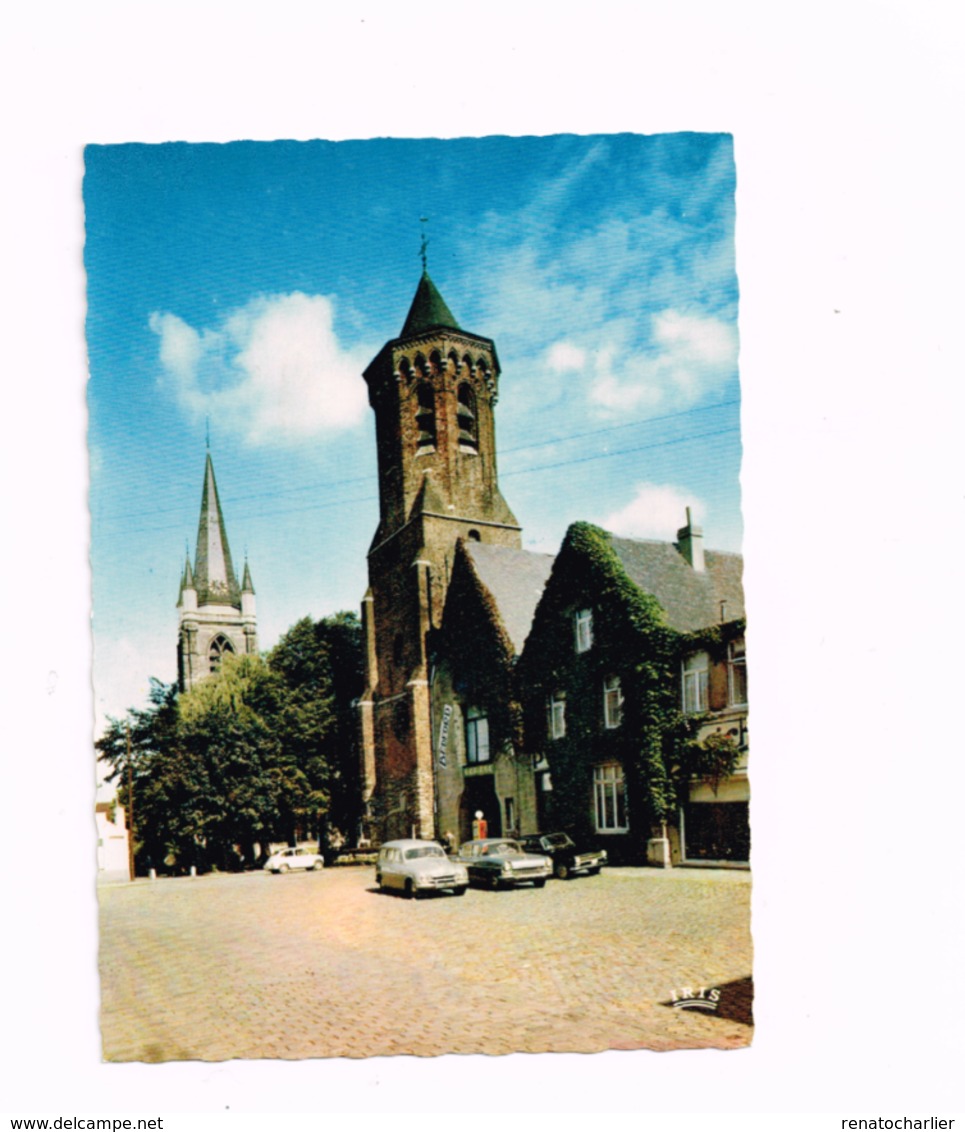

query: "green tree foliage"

left=96, top=613, right=364, bottom=875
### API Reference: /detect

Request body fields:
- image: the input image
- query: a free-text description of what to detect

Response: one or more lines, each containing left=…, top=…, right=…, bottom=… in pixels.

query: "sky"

left=85, top=133, right=743, bottom=737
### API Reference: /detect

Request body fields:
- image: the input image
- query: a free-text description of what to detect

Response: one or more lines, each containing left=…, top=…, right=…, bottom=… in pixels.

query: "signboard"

left=437, top=703, right=453, bottom=768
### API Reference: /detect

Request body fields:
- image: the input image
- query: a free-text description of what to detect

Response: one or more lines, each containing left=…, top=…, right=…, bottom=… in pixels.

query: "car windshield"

left=488, top=842, right=524, bottom=857
left=543, top=833, right=574, bottom=849
left=405, top=846, right=446, bottom=860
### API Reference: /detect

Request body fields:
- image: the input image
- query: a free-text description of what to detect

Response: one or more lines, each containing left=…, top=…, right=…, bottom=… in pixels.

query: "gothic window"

left=456, top=382, right=478, bottom=450
left=415, top=382, right=436, bottom=451
left=465, top=706, right=491, bottom=765
left=209, top=634, right=235, bottom=673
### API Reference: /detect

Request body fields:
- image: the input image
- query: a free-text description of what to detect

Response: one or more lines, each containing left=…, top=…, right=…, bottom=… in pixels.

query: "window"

left=594, top=764, right=627, bottom=833
left=547, top=692, right=566, bottom=739
left=504, top=797, right=516, bottom=835
left=682, top=652, right=709, bottom=713
left=465, top=706, right=490, bottom=764
left=727, top=639, right=748, bottom=706
left=415, top=382, right=436, bottom=450
left=574, top=608, right=593, bottom=653
left=208, top=634, right=235, bottom=673
left=603, top=675, right=624, bottom=729
left=456, top=382, right=478, bottom=449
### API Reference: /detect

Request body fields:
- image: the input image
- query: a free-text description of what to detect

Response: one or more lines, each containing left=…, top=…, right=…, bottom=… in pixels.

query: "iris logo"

left=669, top=985, right=721, bottom=1012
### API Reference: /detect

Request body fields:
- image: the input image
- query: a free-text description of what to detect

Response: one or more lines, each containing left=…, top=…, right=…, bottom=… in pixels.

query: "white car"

left=264, top=846, right=325, bottom=874
left=375, top=839, right=469, bottom=898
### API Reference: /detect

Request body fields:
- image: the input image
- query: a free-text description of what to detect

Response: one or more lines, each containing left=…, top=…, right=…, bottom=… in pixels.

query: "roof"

left=464, top=542, right=555, bottom=653
left=400, top=271, right=460, bottom=337
left=607, top=534, right=744, bottom=633
left=193, top=453, right=241, bottom=609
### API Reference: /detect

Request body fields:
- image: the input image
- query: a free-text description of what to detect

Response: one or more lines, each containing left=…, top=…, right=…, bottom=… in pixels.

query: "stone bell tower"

left=177, top=451, right=257, bottom=692
left=358, top=268, right=521, bottom=840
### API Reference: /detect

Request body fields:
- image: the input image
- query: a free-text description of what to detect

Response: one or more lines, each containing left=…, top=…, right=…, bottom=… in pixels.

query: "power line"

left=99, top=424, right=740, bottom=538
left=96, top=397, right=741, bottom=530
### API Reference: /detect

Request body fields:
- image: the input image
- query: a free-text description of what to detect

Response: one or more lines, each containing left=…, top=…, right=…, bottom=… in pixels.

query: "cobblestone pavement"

left=98, top=866, right=752, bottom=1061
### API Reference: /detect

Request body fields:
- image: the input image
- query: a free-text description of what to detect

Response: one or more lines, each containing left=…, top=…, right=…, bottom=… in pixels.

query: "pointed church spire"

left=400, top=271, right=460, bottom=337
left=193, top=452, right=240, bottom=609
left=242, top=558, right=255, bottom=594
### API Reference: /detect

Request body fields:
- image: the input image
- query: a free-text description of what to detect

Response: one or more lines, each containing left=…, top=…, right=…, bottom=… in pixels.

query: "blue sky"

left=85, top=133, right=742, bottom=735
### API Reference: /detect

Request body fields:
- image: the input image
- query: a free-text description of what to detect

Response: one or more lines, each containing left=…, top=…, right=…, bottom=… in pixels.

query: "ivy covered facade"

left=516, top=519, right=749, bottom=866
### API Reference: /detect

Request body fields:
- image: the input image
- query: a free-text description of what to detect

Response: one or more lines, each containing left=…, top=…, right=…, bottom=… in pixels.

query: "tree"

left=96, top=613, right=364, bottom=875
left=267, top=612, right=364, bottom=844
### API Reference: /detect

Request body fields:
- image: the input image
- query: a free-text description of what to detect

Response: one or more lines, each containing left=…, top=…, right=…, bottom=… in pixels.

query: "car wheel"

left=405, top=879, right=418, bottom=900
left=489, top=874, right=501, bottom=891
left=278, top=864, right=289, bottom=874
left=588, top=867, right=602, bottom=876
left=453, top=886, right=467, bottom=897
left=311, top=860, right=323, bottom=871
left=534, top=878, right=547, bottom=888
left=555, top=862, right=570, bottom=880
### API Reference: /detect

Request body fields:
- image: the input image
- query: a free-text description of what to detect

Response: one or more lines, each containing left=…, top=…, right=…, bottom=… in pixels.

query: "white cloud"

left=546, top=341, right=587, bottom=372
left=92, top=633, right=173, bottom=740
left=150, top=293, right=370, bottom=445
left=588, top=308, right=737, bottom=414
left=597, top=482, right=705, bottom=541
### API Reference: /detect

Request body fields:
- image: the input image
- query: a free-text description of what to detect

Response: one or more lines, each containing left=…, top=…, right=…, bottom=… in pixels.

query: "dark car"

left=455, top=838, right=552, bottom=889
left=519, top=832, right=607, bottom=880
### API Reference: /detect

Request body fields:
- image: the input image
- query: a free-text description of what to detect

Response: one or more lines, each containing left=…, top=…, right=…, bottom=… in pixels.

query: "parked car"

left=519, top=831, right=607, bottom=880
left=375, top=840, right=469, bottom=898
left=263, top=846, right=325, bottom=874
left=455, top=838, right=552, bottom=889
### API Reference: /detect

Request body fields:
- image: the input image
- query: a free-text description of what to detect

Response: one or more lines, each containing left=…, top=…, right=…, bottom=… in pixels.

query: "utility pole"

left=126, top=724, right=135, bottom=882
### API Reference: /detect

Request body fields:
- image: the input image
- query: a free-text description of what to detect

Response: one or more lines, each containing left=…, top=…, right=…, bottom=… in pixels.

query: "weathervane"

left=205, top=416, right=211, bottom=451
left=419, top=216, right=430, bottom=272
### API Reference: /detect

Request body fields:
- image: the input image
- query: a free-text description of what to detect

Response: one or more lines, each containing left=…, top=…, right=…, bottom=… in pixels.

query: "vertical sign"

left=437, top=703, right=453, bottom=767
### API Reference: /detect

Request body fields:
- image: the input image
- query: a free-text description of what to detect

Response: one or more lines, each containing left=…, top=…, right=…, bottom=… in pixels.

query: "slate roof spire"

left=400, top=270, right=461, bottom=338
left=193, top=452, right=241, bottom=609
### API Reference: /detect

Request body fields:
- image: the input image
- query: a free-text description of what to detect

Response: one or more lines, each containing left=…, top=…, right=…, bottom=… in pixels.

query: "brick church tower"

left=358, top=270, right=521, bottom=840
left=177, top=451, right=258, bottom=692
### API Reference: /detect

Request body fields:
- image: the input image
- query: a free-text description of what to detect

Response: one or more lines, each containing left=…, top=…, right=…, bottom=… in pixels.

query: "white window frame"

left=593, top=764, right=628, bottom=833
left=682, top=652, right=709, bottom=714
left=574, top=608, right=594, bottom=653
left=465, top=706, right=491, bottom=765
left=727, top=639, right=747, bottom=706
left=603, top=675, right=624, bottom=729
left=548, top=692, right=566, bottom=740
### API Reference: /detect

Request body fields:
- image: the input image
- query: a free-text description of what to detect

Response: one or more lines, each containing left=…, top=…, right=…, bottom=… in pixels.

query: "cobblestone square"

left=98, top=866, right=752, bottom=1061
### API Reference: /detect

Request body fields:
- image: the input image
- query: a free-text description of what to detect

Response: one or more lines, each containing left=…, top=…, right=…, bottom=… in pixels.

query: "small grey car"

left=375, top=839, right=469, bottom=898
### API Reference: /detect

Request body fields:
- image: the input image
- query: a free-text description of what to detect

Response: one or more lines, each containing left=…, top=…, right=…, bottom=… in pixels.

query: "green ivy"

left=518, top=522, right=717, bottom=841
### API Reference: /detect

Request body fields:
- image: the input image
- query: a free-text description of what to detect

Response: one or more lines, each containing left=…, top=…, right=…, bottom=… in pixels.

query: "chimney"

left=676, top=507, right=705, bottom=572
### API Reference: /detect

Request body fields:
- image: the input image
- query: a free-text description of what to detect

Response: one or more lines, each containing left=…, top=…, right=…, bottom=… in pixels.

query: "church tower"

left=177, top=452, right=258, bottom=692
left=358, top=269, right=521, bottom=841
